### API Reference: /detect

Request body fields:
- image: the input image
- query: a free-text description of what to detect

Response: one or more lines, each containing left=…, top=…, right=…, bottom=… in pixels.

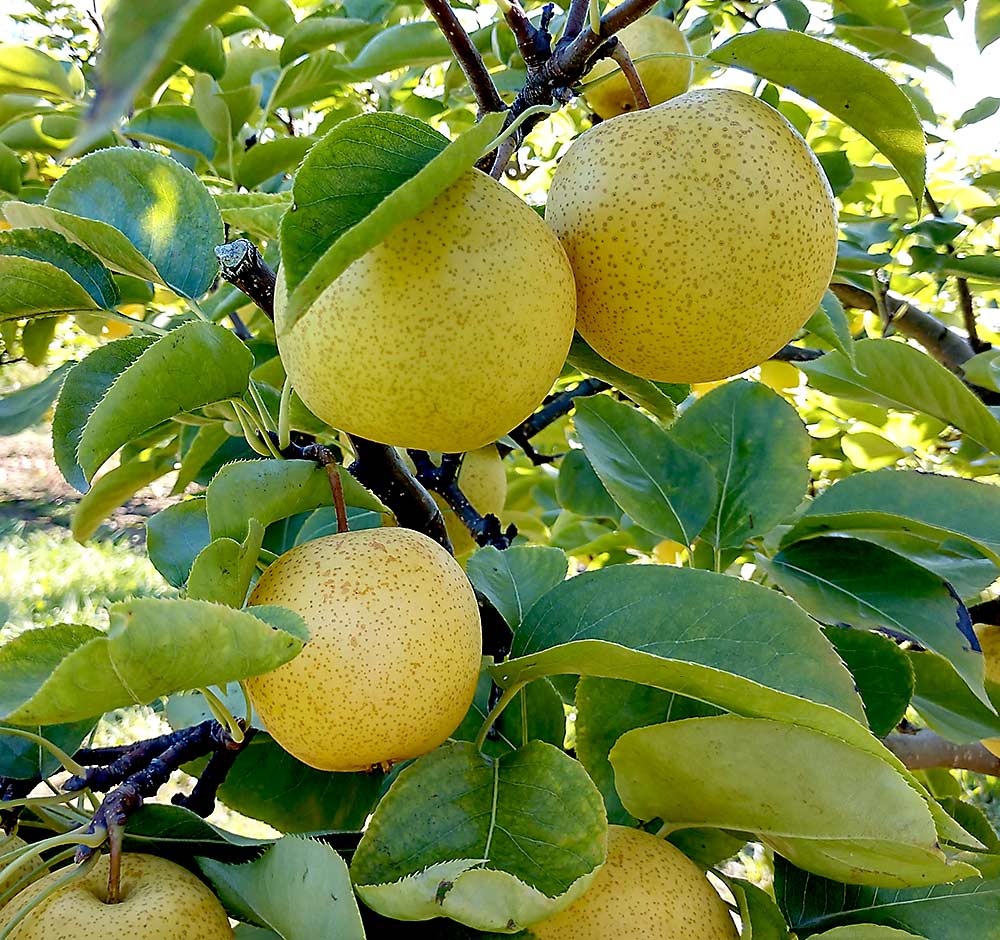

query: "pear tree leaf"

left=709, top=30, right=925, bottom=203
left=351, top=741, right=607, bottom=933
left=612, top=715, right=974, bottom=886
left=0, top=362, right=70, bottom=435
left=0, top=719, right=96, bottom=780
left=806, top=290, right=856, bottom=364
left=124, top=105, right=217, bottom=160
left=198, top=837, right=365, bottom=940
left=279, top=111, right=505, bottom=332
left=188, top=519, right=265, bottom=607
left=466, top=545, right=568, bottom=630
left=235, top=137, right=313, bottom=189
left=146, top=497, right=212, bottom=588
left=0, top=599, right=307, bottom=725
left=0, top=46, right=82, bottom=100
left=976, top=0, right=1000, bottom=51
left=908, top=650, right=1000, bottom=743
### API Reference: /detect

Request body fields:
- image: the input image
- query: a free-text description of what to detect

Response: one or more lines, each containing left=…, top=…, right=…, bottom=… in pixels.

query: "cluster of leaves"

left=0, top=0, right=999, bottom=937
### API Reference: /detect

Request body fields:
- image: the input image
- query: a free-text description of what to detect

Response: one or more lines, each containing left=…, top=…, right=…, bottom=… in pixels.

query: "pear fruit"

left=0, top=853, right=232, bottom=939
left=531, top=826, right=737, bottom=939
left=276, top=171, right=576, bottom=454
left=975, top=623, right=1000, bottom=758
left=0, top=836, right=31, bottom=904
left=546, top=88, right=837, bottom=383
left=245, top=527, right=482, bottom=772
left=585, top=16, right=692, bottom=119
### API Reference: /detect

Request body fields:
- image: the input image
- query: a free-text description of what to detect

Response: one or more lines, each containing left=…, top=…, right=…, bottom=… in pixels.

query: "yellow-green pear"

left=245, top=527, right=482, bottom=772
left=426, top=446, right=508, bottom=557
left=276, top=171, right=577, bottom=454
left=976, top=623, right=1000, bottom=758
left=585, top=15, right=692, bottom=118
left=546, top=88, right=838, bottom=383
left=531, top=826, right=737, bottom=939
left=0, top=853, right=232, bottom=939
left=0, top=836, right=31, bottom=904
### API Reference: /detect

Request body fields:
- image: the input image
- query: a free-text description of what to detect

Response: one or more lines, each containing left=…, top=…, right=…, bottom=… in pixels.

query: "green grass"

left=0, top=523, right=167, bottom=638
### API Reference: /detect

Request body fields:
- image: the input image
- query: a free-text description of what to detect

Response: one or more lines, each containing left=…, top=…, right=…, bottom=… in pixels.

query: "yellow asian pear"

left=245, top=527, right=482, bottom=772
left=546, top=88, right=838, bottom=383
left=427, top=446, right=508, bottom=557
left=275, top=171, right=577, bottom=453
left=531, top=826, right=738, bottom=940
left=0, top=853, right=232, bottom=939
left=585, top=16, right=692, bottom=119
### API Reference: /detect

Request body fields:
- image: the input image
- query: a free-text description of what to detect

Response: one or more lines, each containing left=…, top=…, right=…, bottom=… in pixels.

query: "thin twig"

left=771, top=344, right=824, bottom=362
left=561, top=0, right=591, bottom=43
left=883, top=728, right=1000, bottom=775
left=609, top=39, right=650, bottom=110
left=215, top=240, right=276, bottom=320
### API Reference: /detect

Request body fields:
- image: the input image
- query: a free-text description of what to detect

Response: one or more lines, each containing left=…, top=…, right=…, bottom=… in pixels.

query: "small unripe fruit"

left=276, top=171, right=577, bottom=453
left=546, top=88, right=838, bottom=384
left=245, top=527, right=482, bottom=772
left=0, top=853, right=232, bottom=939
left=531, top=826, right=737, bottom=940
left=584, top=16, right=692, bottom=119
left=434, top=446, right=508, bottom=557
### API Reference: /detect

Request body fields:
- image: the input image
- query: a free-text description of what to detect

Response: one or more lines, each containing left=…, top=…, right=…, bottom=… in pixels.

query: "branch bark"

left=883, top=728, right=1000, bottom=776
left=215, top=240, right=276, bottom=319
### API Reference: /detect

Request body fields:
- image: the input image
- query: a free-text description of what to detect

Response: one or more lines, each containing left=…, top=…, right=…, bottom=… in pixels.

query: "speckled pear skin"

left=275, top=170, right=577, bottom=454
left=245, top=527, right=482, bottom=772
left=584, top=16, right=692, bottom=119
left=546, top=88, right=838, bottom=384
left=0, top=853, right=232, bottom=939
left=0, top=836, right=30, bottom=904
left=530, top=826, right=738, bottom=940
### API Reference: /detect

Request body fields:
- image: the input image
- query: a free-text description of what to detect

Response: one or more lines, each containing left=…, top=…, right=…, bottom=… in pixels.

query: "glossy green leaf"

left=199, top=837, right=365, bottom=940
left=71, top=444, right=176, bottom=542
left=124, top=105, right=216, bottom=161
left=0, top=719, right=95, bottom=780
left=837, top=0, right=908, bottom=28
left=837, top=242, right=894, bottom=273
left=279, top=110, right=505, bottom=332
left=466, top=545, right=568, bottom=630
left=345, top=21, right=492, bottom=79
left=776, top=855, right=1000, bottom=938
left=566, top=334, right=680, bottom=422
left=613, top=716, right=972, bottom=885
left=0, top=600, right=307, bottom=725
left=351, top=740, right=607, bottom=933
left=556, top=449, right=619, bottom=519
left=802, top=340, right=1000, bottom=455
left=909, top=246, right=1000, bottom=283
left=279, top=13, right=375, bottom=66
left=0, top=362, right=69, bottom=435
left=709, top=30, right=925, bottom=203
left=806, top=290, right=856, bottom=364
left=206, top=458, right=387, bottom=543
left=672, top=379, right=809, bottom=549
left=0, top=46, right=81, bottom=100
left=146, top=497, right=212, bottom=588
left=908, top=650, right=1000, bottom=743
left=575, top=677, right=721, bottom=825
left=187, top=519, right=264, bottom=607
left=836, top=28, right=952, bottom=79
left=216, top=192, right=291, bottom=241
left=976, top=0, right=1000, bottom=50
left=728, top=878, right=793, bottom=939
left=53, top=336, right=155, bottom=492
left=70, top=0, right=237, bottom=155
left=574, top=395, right=716, bottom=545
left=822, top=627, right=914, bottom=737
left=41, top=148, right=224, bottom=298
left=172, top=424, right=230, bottom=495
left=808, top=929, right=925, bottom=939
left=957, top=96, right=1000, bottom=128
left=963, top=348, right=1000, bottom=393
left=761, top=538, right=987, bottom=706
left=236, top=137, right=313, bottom=189
left=77, top=322, right=252, bottom=483
left=0, top=228, right=118, bottom=314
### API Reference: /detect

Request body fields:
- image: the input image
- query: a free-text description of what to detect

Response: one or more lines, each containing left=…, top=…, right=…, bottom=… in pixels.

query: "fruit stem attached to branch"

left=609, top=40, right=651, bottom=110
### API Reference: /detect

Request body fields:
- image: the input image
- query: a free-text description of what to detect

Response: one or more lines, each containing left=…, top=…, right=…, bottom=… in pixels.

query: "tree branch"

left=423, top=0, right=506, bottom=115
left=215, top=240, right=276, bottom=320
left=883, top=728, right=1000, bottom=776
left=772, top=344, right=824, bottom=362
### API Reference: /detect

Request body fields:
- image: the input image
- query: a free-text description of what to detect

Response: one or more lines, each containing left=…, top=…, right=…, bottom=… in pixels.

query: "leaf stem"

left=278, top=376, right=293, bottom=450
left=198, top=687, right=244, bottom=744
left=474, top=681, right=526, bottom=751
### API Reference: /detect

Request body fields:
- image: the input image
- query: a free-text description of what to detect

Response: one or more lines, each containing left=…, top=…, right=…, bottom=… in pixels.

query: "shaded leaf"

left=0, top=363, right=69, bottom=435
left=466, top=545, right=568, bottom=630
left=145, top=497, right=212, bottom=588
left=806, top=290, right=856, bottom=364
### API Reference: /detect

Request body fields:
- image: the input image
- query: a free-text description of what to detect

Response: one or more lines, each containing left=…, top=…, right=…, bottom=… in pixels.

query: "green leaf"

left=760, top=538, right=987, bottom=706
left=199, top=837, right=365, bottom=940
left=612, top=715, right=972, bottom=885
left=837, top=242, right=894, bottom=273
left=0, top=600, right=307, bottom=725
left=146, top=497, right=212, bottom=587
left=976, top=0, right=1000, bottom=50
left=76, top=322, right=252, bottom=483
left=961, top=348, right=1000, bottom=393
left=0, top=140, right=21, bottom=194
left=909, top=246, right=1000, bottom=283
left=279, top=110, right=505, bottom=332
left=187, top=519, right=264, bottom=607
left=566, top=334, right=680, bottom=422
left=0, top=362, right=69, bottom=435
left=268, top=51, right=352, bottom=110
left=574, top=395, right=716, bottom=545
left=808, top=929, right=926, bottom=939
left=70, top=0, right=238, bottom=155
left=206, top=458, right=387, bottom=543
left=0, top=719, right=95, bottom=780
left=556, top=449, right=620, bottom=519
left=465, top=545, right=568, bottom=630
left=817, top=150, right=855, bottom=196
left=956, top=97, right=1000, bottom=128
left=20, top=315, right=59, bottom=367
left=117, top=802, right=267, bottom=859
left=908, top=650, right=1000, bottom=743
left=172, top=424, right=230, bottom=495
left=351, top=740, right=607, bottom=933
left=40, top=148, right=224, bottom=298
left=822, top=627, right=914, bottom=737
left=71, top=444, right=176, bottom=542
left=806, top=290, right=856, bottom=364
left=124, top=105, right=216, bottom=161
left=235, top=137, right=313, bottom=189
left=575, top=677, right=721, bottom=825
left=279, top=13, right=375, bottom=66
left=53, top=336, right=155, bottom=491
left=727, top=879, right=793, bottom=939
left=776, top=855, right=1000, bottom=938
left=504, top=564, right=867, bottom=731
left=708, top=30, right=925, bottom=204
left=0, top=228, right=118, bottom=314
left=802, top=340, right=1000, bottom=455
left=345, top=21, right=492, bottom=79
left=672, top=379, right=809, bottom=549
left=216, top=192, right=291, bottom=241
left=0, top=46, right=81, bottom=100
left=838, top=0, right=909, bottom=28
left=836, top=28, right=952, bottom=79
